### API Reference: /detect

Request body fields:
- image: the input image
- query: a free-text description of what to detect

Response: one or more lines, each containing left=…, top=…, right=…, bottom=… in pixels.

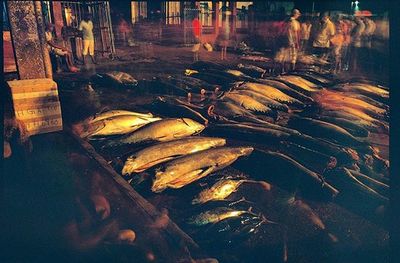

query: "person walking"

left=287, top=8, right=301, bottom=71
left=79, top=13, right=97, bottom=65
left=313, top=12, right=336, bottom=62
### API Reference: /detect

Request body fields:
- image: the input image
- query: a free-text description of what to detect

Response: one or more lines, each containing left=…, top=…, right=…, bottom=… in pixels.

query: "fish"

left=277, top=75, right=320, bottom=92
left=225, top=69, right=253, bottom=79
left=104, top=118, right=205, bottom=147
left=149, top=97, right=209, bottom=125
left=313, top=90, right=388, bottom=120
left=237, top=63, right=266, bottom=78
left=287, top=116, right=363, bottom=147
left=240, top=55, right=271, bottom=62
left=237, top=82, right=304, bottom=107
left=188, top=207, right=256, bottom=226
left=316, top=116, right=370, bottom=138
left=223, top=92, right=273, bottom=114
left=236, top=90, right=290, bottom=112
left=103, top=71, right=138, bottom=86
left=324, top=167, right=388, bottom=206
left=333, top=83, right=389, bottom=102
left=233, top=149, right=340, bottom=199
left=208, top=102, right=277, bottom=124
left=257, top=79, right=315, bottom=103
left=122, top=137, right=226, bottom=175
left=86, top=110, right=154, bottom=124
left=279, top=141, right=338, bottom=174
left=152, top=147, right=254, bottom=193
left=192, top=179, right=268, bottom=204
left=290, top=71, right=331, bottom=85
left=82, top=115, right=162, bottom=138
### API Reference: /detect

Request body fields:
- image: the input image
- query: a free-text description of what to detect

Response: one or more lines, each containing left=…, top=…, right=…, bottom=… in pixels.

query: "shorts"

left=83, top=39, right=95, bottom=56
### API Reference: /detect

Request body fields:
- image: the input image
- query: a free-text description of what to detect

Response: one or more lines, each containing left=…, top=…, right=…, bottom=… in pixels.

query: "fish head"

left=236, top=147, right=254, bottom=157
left=180, top=118, right=205, bottom=134
left=121, top=156, right=138, bottom=176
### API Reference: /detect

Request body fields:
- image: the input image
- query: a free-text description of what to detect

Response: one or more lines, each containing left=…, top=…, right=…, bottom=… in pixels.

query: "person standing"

left=192, top=14, right=201, bottom=61
left=287, top=8, right=301, bottom=71
left=313, top=13, right=336, bottom=62
left=79, top=13, right=96, bottom=65
left=350, top=16, right=365, bottom=72
left=300, top=17, right=312, bottom=53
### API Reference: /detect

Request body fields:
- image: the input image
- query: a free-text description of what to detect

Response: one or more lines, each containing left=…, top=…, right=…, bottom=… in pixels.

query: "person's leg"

left=89, top=40, right=96, bottom=64
left=82, top=40, right=89, bottom=64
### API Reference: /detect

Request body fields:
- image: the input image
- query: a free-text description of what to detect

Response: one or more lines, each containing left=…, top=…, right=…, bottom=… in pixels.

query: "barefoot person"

left=45, top=24, right=79, bottom=72
left=79, top=13, right=97, bottom=65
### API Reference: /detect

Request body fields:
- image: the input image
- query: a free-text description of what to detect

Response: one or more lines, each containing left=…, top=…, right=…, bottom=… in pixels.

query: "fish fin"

left=168, top=166, right=215, bottom=188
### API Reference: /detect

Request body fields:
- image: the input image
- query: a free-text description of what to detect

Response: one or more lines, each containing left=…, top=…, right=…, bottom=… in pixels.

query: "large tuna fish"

left=104, top=118, right=205, bottom=147
left=152, top=146, right=254, bottom=192
left=122, top=137, right=226, bottom=175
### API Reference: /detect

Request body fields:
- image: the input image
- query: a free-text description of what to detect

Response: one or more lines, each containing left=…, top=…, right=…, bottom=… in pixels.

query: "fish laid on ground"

left=188, top=207, right=257, bottom=226
left=192, top=179, right=268, bottom=204
left=277, top=75, right=320, bottom=92
left=223, top=92, right=273, bottom=114
left=237, top=90, right=289, bottom=112
left=240, top=55, right=271, bottom=62
left=87, top=110, right=154, bottom=124
left=83, top=115, right=162, bottom=138
left=104, top=71, right=138, bottom=85
left=237, top=63, right=266, bottom=77
left=314, top=90, right=387, bottom=120
left=152, top=147, right=254, bottom=193
left=105, top=118, right=205, bottom=147
left=287, top=116, right=363, bottom=147
left=258, top=79, right=314, bottom=103
left=122, top=137, right=226, bottom=175
left=237, top=82, right=304, bottom=107
left=316, top=116, right=370, bottom=138
left=225, top=69, right=252, bottom=79
left=333, top=83, right=389, bottom=102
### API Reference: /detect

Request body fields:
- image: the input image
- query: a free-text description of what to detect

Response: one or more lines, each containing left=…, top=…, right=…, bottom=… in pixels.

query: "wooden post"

left=34, top=1, right=53, bottom=79
left=230, top=0, right=237, bottom=36
left=7, top=1, right=47, bottom=79
left=52, top=1, right=64, bottom=39
left=213, top=1, right=219, bottom=35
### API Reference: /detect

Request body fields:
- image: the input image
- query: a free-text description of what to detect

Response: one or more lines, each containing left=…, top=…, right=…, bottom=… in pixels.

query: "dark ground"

left=3, top=43, right=390, bottom=262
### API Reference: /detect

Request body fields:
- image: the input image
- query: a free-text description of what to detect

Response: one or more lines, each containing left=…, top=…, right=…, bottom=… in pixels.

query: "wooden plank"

left=8, top=78, right=63, bottom=136
left=66, top=127, right=200, bottom=251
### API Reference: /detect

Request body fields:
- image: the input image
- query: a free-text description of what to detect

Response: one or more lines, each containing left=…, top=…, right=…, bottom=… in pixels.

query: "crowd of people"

left=283, top=8, right=378, bottom=73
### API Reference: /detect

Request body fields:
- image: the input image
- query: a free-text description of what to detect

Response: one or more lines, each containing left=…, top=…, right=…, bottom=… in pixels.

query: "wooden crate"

left=7, top=78, right=63, bottom=136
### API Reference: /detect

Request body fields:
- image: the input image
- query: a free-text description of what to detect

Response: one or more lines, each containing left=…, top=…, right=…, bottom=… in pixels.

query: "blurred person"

left=363, top=16, right=376, bottom=67
left=350, top=16, right=365, bottom=72
left=313, top=12, right=336, bottom=62
left=286, top=8, right=301, bottom=71
left=117, top=14, right=132, bottom=46
left=363, top=16, right=376, bottom=49
left=45, top=24, right=80, bottom=72
left=300, top=17, right=312, bottom=53
left=341, top=17, right=353, bottom=71
left=218, top=7, right=230, bottom=61
left=192, top=14, right=202, bottom=61
left=79, top=13, right=97, bottom=65
left=330, top=18, right=345, bottom=73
